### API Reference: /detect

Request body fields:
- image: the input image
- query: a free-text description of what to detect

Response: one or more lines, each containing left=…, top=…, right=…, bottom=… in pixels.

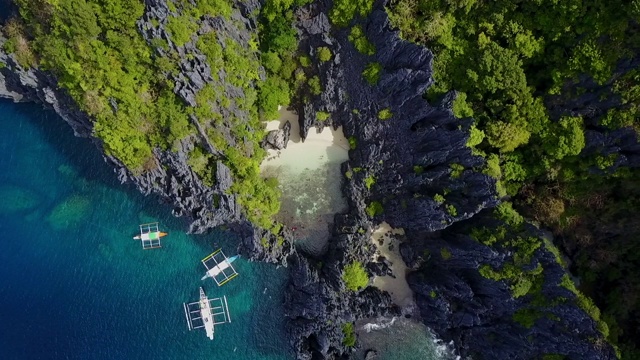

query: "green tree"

left=258, top=76, right=290, bottom=119
left=342, top=261, right=369, bottom=291
left=362, top=62, right=382, bottom=85
left=542, top=116, right=586, bottom=160
left=342, top=323, right=356, bottom=347
left=348, top=25, right=375, bottom=55
left=262, top=51, right=282, bottom=73
left=317, top=46, right=332, bottom=62
left=486, top=121, right=530, bottom=153
left=330, top=0, right=374, bottom=27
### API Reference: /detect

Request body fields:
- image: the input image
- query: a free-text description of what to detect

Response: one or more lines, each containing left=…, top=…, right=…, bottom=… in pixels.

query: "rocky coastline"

left=0, top=0, right=621, bottom=359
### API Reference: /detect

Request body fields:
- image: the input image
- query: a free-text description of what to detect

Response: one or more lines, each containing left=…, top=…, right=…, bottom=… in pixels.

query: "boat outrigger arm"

left=201, top=249, right=239, bottom=286
left=183, top=287, right=231, bottom=340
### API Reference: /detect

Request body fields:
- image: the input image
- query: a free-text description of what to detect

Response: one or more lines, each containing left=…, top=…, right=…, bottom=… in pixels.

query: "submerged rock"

left=47, top=194, right=91, bottom=231
left=0, top=185, right=40, bottom=214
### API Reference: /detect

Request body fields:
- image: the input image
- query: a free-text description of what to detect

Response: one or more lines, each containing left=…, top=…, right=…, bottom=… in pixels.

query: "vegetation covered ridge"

left=387, top=0, right=640, bottom=357
left=0, top=0, right=313, bottom=231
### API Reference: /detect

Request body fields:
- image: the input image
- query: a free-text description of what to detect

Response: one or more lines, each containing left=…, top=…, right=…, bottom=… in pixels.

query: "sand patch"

left=371, top=222, right=416, bottom=310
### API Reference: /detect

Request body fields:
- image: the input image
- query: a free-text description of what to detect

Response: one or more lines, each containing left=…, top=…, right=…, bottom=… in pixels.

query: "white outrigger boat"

left=201, top=249, right=239, bottom=286
left=183, top=287, right=231, bottom=340
left=133, top=222, right=167, bottom=249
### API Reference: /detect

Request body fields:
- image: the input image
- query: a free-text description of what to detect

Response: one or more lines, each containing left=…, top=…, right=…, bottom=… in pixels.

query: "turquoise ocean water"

left=0, top=100, right=292, bottom=360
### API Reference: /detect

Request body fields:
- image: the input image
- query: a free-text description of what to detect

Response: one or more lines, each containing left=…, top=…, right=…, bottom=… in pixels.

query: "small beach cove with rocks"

left=259, top=106, right=453, bottom=359
left=260, top=106, right=349, bottom=256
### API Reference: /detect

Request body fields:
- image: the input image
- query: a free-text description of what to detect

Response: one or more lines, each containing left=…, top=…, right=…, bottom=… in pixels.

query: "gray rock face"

left=262, top=121, right=292, bottom=150
left=281, top=2, right=500, bottom=358
left=364, top=349, right=378, bottom=360
left=403, top=214, right=617, bottom=360
left=0, top=37, right=93, bottom=138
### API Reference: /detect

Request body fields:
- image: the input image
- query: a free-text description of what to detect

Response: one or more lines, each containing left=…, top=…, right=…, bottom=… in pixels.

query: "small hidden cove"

left=260, top=107, right=349, bottom=256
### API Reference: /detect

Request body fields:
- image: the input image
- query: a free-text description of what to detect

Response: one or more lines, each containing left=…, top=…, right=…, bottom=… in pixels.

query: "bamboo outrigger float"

left=183, top=287, right=231, bottom=340
left=201, top=249, right=239, bottom=286
left=133, top=222, right=167, bottom=249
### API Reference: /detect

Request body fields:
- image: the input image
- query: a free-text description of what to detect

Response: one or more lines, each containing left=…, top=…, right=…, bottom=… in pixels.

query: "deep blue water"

left=0, top=100, right=292, bottom=360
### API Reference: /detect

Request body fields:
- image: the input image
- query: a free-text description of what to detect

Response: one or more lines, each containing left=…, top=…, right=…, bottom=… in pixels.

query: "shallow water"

left=261, top=108, right=349, bottom=256
left=0, top=100, right=292, bottom=360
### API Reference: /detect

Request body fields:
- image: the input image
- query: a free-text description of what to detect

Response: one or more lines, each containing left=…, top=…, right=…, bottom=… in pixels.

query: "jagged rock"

left=364, top=349, right=378, bottom=360
left=262, top=121, right=291, bottom=150
left=404, top=213, right=617, bottom=360
left=305, top=11, right=330, bottom=35
left=215, top=161, right=233, bottom=191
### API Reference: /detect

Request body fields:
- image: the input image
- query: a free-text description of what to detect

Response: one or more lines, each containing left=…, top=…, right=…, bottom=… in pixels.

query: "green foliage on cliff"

left=472, top=208, right=615, bottom=350
left=1, top=18, right=36, bottom=68
left=445, top=204, right=457, bottom=216
left=377, top=108, right=392, bottom=120
left=494, top=202, right=523, bottom=227
left=342, top=322, right=356, bottom=347
left=560, top=274, right=610, bottom=338
left=386, top=0, right=632, bottom=193
left=365, top=201, right=383, bottom=217
left=166, top=14, right=198, bottom=47
left=348, top=25, right=375, bottom=55
left=317, top=47, right=332, bottom=62
left=362, top=62, right=382, bottom=85
left=388, top=3, right=640, bottom=353
left=258, top=76, right=290, bottom=120
left=466, top=124, right=484, bottom=148
left=308, top=75, right=322, bottom=95
left=450, top=163, right=464, bottom=178
left=258, top=0, right=308, bottom=119
left=364, top=175, right=376, bottom=190
left=8, top=0, right=287, bottom=231
left=451, top=92, right=473, bottom=118
left=348, top=136, right=357, bottom=150
left=330, top=0, right=374, bottom=27
left=316, top=111, right=330, bottom=121
left=342, top=261, right=369, bottom=292
left=12, top=0, right=167, bottom=170
left=187, top=146, right=215, bottom=187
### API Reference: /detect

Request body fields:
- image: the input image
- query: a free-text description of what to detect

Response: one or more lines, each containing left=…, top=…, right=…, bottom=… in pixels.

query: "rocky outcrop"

left=402, top=213, right=617, bottom=360
left=296, top=6, right=497, bottom=229
left=263, top=121, right=292, bottom=150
